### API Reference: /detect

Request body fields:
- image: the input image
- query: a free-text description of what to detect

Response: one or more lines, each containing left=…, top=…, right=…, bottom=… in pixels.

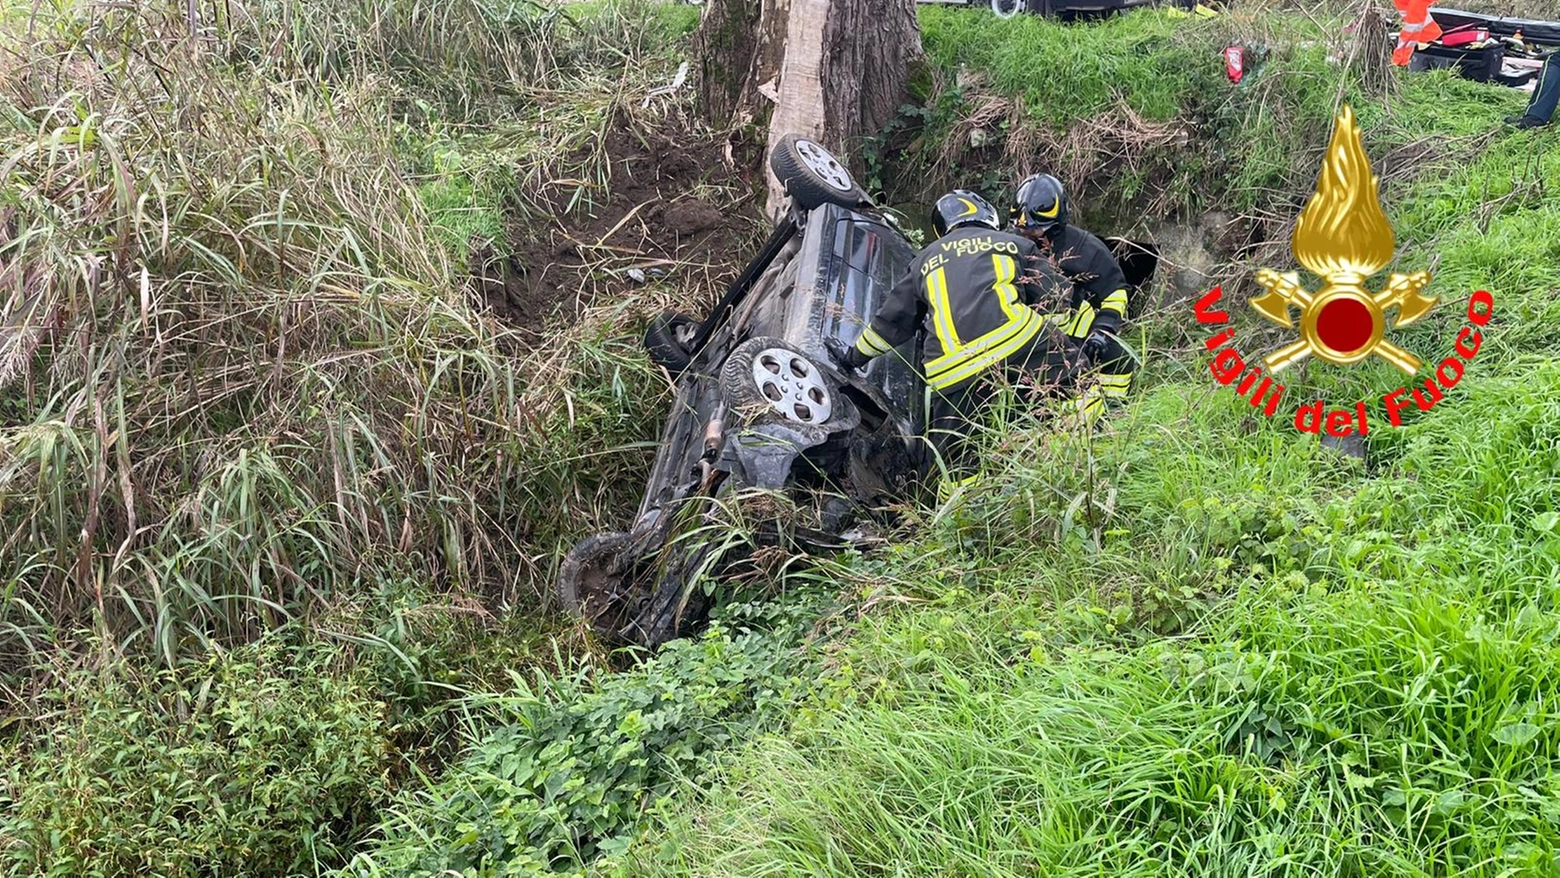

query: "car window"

left=828, top=218, right=916, bottom=338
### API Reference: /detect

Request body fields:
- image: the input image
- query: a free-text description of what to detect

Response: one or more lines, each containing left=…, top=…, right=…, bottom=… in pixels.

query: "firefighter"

left=1010, top=173, right=1134, bottom=421
left=825, top=189, right=1079, bottom=499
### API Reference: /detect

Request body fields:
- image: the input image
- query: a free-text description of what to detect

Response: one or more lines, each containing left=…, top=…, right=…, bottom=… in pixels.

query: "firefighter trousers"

left=926, top=332, right=1082, bottom=498
left=1060, top=301, right=1134, bottom=421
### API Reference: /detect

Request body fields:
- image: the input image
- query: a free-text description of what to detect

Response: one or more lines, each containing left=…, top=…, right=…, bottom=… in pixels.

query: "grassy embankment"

left=626, top=7, right=1560, bottom=878
left=2, top=0, right=1558, bottom=876
left=331, top=5, right=1560, bottom=877
left=0, top=1, right=729, bottom=875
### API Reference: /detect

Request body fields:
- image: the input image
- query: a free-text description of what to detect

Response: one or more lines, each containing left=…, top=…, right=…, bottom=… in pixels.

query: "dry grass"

left=0, top=0, right=711, bottom=689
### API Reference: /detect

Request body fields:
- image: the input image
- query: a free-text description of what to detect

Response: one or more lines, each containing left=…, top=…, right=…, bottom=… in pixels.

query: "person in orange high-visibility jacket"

left=1393, top=0, right=1442, bottom=66
left=825, top=189, right=1081, bottom=499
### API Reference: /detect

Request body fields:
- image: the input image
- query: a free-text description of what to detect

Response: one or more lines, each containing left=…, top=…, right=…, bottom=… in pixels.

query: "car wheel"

left=721, top=336, right=835, bottom=427
left=644, top=311, right=699, bottom=372
left=556, top=532, right=633, bottom=637
left=769, top=134, right=868, bottom=211
left=624, top=545, right=715, bottom=650
left=990, top=0, right=1024, bottom=17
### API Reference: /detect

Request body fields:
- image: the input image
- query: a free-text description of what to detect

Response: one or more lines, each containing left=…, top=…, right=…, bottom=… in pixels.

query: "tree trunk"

left=695, top=0, right=923, bottom=219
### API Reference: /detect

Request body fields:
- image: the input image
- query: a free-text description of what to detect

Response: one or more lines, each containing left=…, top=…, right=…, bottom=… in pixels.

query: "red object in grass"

left=1225, top=46, right=1245, bottom=83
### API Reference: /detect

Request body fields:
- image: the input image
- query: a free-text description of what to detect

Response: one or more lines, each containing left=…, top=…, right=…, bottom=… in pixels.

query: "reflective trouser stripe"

left=937, top=473, right=981, bottom=504
left=1100, top=288, right=1129, bottom=318
left=1066, top=302, right=1096, bottom=338
left=1073, top=385, right=1106, bottom=424
left=924, top=311, right=1044, bottom=391
left=1099, top=371, right=1133, bottom=399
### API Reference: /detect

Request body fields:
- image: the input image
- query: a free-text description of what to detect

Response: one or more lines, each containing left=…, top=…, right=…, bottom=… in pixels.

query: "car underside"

left=557, top=135, right=931, bottom=650
left=558, top=136, right=1156, bottom=651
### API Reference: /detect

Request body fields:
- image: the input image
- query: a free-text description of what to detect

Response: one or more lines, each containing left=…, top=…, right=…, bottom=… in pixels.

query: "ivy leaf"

left=1492, top=722, right=1541, bottom=746
left=1434, top=789, right=1466, bottom=815
left=1345, top=770, right=1378, bottom=791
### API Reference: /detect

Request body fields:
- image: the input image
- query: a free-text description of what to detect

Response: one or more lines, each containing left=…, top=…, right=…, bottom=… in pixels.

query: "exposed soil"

left=475, top=124, right=763, bottom=340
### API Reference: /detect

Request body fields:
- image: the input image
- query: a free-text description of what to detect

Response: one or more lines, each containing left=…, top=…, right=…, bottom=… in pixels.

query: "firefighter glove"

left=825, top=337, right=871, bottom=373
left=1082, top=311, right=1121, bottom=364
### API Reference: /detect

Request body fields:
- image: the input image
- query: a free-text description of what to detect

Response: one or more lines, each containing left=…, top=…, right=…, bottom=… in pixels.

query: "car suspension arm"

left=686, top=214, right=799, bottom=358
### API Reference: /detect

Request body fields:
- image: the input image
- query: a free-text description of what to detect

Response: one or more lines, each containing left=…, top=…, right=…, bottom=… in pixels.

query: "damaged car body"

left=558, top=136, right=1157, bottom=651
left=558, top=136, right=927, bottom=650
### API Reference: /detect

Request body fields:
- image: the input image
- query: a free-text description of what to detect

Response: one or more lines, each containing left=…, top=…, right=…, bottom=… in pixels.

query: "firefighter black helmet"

left=1012, top=173, right=1068, bottom=235
left=931, top=190, right=1001, bottom=238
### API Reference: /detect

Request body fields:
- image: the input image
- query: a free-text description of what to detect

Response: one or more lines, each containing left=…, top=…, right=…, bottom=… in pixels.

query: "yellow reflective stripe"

left=923, top=256, right=1033, bottom=378
left=937, top=473, right=981, bottom=503
left=924, top=306, right=1036, bottom=377
left=1067, top=302, right=1096, bottom=338
left=927, top=312, right=1043, bottom=390
left=1100, top=372, right=1132, bottom=399
left=992, top=254, right=1025, bottom=323
left=856, top=327, right=892, bottom=356
left=1070, top=387, right=1105, bottom=423
left=1101, top=288, right=1129, bottom=317
left=928, top=267, right=962, bottom=355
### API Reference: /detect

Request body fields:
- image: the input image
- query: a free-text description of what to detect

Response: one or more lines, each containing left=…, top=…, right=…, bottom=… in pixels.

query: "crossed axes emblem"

left=1251, top=267, right=1436, bottom=375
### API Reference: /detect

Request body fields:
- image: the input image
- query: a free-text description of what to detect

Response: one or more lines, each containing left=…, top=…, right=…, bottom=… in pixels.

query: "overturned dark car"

left=557, top=136, right=1154, bottom=650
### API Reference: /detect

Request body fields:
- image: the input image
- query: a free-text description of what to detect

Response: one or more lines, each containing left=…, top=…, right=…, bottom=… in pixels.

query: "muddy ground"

left=475, top=124, right=764, bottom=340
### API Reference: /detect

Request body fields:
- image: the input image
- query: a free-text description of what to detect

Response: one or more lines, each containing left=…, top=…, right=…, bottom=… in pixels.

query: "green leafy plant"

left=0, top=639, right=394, bottom=878
left=351, top=593, right=832, bottom=877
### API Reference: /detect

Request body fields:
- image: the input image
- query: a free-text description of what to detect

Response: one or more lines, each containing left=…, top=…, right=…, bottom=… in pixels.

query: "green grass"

left=900, top=4, right=1531, bottom=225
left=4, top=0, right=1559, bottom=875
left=307, top=5, right=1560, bottom=875
left=1, top=637, right=396, bottom=877
left=918, top=5, right=1236, bottom=125
left=619, top=7, right=1560, bottom=877
left=0, top=0, right=694, bottom=678
left=348, top=592, right=837, bottom=878
left=0, top=1, right=710, bottom=874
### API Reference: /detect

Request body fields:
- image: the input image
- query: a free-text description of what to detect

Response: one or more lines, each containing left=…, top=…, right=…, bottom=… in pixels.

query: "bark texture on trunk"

left=694, top=0, right=769, bottom=128
left=762, top=0, right=831, bottom=213
left=819, top=0, right=924, bottom=158
left=695, top=0, right=923, bottom=218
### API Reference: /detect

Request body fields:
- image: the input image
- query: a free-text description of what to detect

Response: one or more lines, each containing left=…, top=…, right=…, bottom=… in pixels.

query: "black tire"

left=624, top=544, right=716, bottom=650
left=644, top=311, right=699, bottom=372
left=769, top=134, right=868, bottom=211
left=556, top=532, right=634, bottom=638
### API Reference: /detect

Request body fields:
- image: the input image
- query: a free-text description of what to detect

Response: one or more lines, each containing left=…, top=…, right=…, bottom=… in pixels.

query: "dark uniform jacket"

left=1044, top=226, right=1130, bottom=337
left=853, top=226, right=1061, bottom=392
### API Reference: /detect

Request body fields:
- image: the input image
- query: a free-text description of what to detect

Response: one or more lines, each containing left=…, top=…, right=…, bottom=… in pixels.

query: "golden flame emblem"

left=1250, top=104, right=1437, bottom=374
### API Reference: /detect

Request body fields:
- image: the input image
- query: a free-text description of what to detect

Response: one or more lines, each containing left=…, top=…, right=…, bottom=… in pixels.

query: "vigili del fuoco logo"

left=1193, top=103, right=1494, bottom=437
